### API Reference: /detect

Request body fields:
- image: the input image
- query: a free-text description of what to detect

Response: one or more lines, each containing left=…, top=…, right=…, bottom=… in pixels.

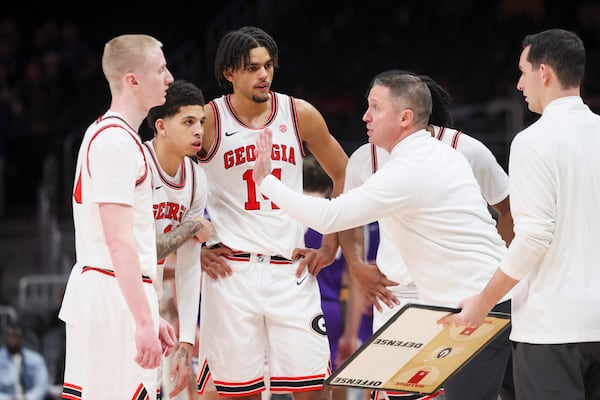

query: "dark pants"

left=513, top=341, right=600, bottom=400
left=499, top=350, right=515, bottom=400
left=443, top=300, right=512, bottom=400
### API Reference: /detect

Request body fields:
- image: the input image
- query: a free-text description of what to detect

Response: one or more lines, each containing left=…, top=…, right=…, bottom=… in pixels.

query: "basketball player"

left=144, top=80, right=213, bottom=399
left=253, top=71, right=512, bottom=400
left=339, top=73, right=514, bottom=400
left=59, top=34, right=176, bottom=400
left=195, top=26, right=349, bottom=400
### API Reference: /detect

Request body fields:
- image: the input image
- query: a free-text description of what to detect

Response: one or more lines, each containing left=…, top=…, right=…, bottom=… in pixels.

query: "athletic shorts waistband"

left=224, top=252, right=294, bottom=265
left=81, top=266, right=153, bottom=283
left=209, top=243, right=295, bottom=265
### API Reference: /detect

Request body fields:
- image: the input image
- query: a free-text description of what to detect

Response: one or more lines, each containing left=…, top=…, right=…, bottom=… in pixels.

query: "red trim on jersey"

left=132, top=383, right=150, bottom=400
left=85, top=117, right=148, bottom=186
left=73, top=173, right=83, bottom=204
left=188, top=157, right=197, bottom=206
left=200, top=93, right=304, bottom=163
left=435, top=126, right=446, bottom=141
left=451, top=130, right=463, bottom=149
left=75, top=118, right=149, bottom=204
left=143, top=141, right=188, bottom=190
left=288, top=95, right=307, bottom=158
left=196, top=359, right=212, bottom=394
left=434, top=125, right=461, bottom=148
left=269, top=373, right=327, bottom=392
left=370, top=143, right=379, bottom=174
left=81, top=266, right=153, bottom=284
left=224, top=92, right=278, bottom=128
left=61, top=382, right=82, bottom=400
left=101, top=115, right=149, bottom=186
left=198, top=101, right=220, bottom=162
left=212, top=376, right=265, bottom=397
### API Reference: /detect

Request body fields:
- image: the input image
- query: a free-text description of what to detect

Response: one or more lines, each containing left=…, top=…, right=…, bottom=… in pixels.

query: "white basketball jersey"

left=143, top=140, right=207, bottom=265
left=143, top=140, right=206, bottom=343
left=72, top=112, right=157, bottom=277
left=433, top=125, right=509, bottom=205
left=198, top=92, right=305, bottom=259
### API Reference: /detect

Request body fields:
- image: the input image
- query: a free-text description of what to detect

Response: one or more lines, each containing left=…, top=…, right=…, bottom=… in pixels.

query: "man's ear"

left=155, top=119, right=166, bottom=136
left=223, top=68, right=234, bottom=83
left=539, top=63, right=553, bottom=86
left=126, top=72, right=138, bottom=87
left=399, top=108, right=414, bottom=127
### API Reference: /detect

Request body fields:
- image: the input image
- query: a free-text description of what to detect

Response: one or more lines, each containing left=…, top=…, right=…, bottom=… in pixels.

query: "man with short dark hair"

left=445, top=28, right=600, bottom=400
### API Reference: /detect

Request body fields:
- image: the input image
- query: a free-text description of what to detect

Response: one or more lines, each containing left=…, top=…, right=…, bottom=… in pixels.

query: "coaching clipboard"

left=326, top=303, right=510, bottom=395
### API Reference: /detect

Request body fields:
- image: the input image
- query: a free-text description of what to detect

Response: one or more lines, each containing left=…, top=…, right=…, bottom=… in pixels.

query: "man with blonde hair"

left=59, top=34, right=176, bottom=400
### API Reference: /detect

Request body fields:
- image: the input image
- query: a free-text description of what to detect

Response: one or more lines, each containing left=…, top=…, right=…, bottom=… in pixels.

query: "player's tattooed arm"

left=156, top=219, right=204, bottom=260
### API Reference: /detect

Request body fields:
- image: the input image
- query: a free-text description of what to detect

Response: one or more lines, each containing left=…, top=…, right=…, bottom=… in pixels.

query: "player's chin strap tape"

left=81, top=266, right=153, bottom=283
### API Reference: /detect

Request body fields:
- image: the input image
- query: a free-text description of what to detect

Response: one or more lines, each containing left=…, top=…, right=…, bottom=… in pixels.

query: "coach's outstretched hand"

left=253, top=128, right=273, bottom=185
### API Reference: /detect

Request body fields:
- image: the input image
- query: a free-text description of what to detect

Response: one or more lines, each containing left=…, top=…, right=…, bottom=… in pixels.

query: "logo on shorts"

left=296, top=274, right=309, bottom=285
left=311, top=314, right=327, bottom=336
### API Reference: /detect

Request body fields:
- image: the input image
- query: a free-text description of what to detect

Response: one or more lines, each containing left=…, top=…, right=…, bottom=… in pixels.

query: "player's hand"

left=348, top=261, right=400, bottom=312
left=437, top=293, right=489, bottom=328
left=292, top=247, right=330, bottom=277
left=168, top=342, right=194, bottom=398
left=252, top=127, right=273, bottom=185
left=134, top=319, right=163, bottom=369
left=201, top=245, right=233, bottom=279
left=192, top=217, right=214, bottom=243
left=158, top=317, right=177, bottom=357
left=337, top=334, right=361, bottom=367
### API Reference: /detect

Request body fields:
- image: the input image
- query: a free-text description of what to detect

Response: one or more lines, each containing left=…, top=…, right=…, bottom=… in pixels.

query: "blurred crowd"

left=0, top=18, right=103, bottom=211
left=1, top=1, right=599, bottom=214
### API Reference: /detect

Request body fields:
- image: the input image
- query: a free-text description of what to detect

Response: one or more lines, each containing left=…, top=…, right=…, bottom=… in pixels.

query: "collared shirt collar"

left=390, top=129, right=429, bottom=157
left=544, top=96, right=584, bottom=113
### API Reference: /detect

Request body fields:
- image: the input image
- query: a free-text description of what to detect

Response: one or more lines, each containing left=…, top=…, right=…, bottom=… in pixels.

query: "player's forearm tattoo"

left=156, top=220, right=203, bottom=260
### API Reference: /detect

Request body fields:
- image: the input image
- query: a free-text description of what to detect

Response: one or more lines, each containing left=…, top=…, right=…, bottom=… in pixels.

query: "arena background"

left=0, top=0, right=598, bottom=389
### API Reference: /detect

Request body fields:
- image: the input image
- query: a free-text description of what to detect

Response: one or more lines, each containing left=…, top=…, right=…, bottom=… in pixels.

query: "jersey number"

left=243, top=168, right=281, bottom=210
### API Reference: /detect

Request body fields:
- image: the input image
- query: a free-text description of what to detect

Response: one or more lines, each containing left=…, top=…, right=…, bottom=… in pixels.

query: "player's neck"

left=109, top=95, right=147, bottom=134
left=153, top=139, right=182, bottom=177
left=229, top=92, right=273, bottom=129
